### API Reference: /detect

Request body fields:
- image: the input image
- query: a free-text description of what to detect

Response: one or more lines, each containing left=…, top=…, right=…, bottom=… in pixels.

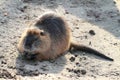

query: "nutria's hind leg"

left=69, top=42, right=80, bottom=53
left=69, top=46, right=74, bottom=53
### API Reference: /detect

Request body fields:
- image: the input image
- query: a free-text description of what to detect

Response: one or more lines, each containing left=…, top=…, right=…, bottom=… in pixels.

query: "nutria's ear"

left=40, top=31, right=46, bottom=36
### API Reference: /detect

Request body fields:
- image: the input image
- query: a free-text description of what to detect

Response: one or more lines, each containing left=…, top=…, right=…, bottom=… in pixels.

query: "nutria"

left=17, top=12, right=113, bottom=61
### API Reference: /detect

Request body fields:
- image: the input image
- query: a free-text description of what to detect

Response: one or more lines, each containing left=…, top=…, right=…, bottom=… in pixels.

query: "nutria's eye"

left=40, top=31, right=45, bottom=36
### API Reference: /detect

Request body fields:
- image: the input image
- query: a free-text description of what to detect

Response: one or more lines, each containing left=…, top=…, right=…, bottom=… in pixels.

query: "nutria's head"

left=18, top=27, right=51, bottom=60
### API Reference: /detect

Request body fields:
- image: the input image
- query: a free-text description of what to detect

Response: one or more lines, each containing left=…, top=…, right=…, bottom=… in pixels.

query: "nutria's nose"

left=25, top=42, right=32, bottom=49
left=25, top=35, right=34, bottom=49
left=24, top=52, right=37, bottom=60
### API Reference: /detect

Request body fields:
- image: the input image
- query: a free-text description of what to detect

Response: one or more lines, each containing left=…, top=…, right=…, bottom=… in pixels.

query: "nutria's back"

left=35, top=13, right=70, bottom=42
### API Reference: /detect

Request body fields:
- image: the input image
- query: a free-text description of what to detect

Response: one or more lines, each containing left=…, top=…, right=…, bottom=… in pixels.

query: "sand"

left=0, top=0, right=120, bottom=80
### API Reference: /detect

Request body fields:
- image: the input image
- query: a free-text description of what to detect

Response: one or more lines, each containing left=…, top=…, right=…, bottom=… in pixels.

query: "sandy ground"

left=0, top=0, right=120, bottom=80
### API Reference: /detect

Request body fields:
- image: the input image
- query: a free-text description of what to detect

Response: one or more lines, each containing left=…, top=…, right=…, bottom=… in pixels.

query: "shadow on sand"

left=15, top=53, right=67, bottom=76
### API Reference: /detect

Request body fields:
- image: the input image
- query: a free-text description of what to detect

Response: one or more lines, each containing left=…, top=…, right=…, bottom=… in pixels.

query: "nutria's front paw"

left=22, top=51, right=38, bottom=60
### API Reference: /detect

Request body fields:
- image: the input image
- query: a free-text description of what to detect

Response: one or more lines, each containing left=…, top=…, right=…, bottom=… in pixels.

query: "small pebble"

left=89, top=41, right=91, bottom=45
left=0, top=56, right=4, bottom=59
left=4, top=12, right=8, bottom=16
left=65, top=10, right=69, bottom=14
left=84, top=35, right=87, bottom=39
left=74, top=69, right=80, bottom=74
left=66, top=68, right=73, bottom=72
left=1, top=61, right=7, bottom=64
left=113, top=1, right=116, bottom=4
left=74, top=54, right=78, bottom=57
left=113, top=43, right=117, bottom=46
left=89, top=30, right=95, bottom=35
left=80, top=69, right=86, bottom=75
left=69, top=57, right=75, bottom=62
left=76, top=62, right=81, bottom=67
left=75, top=27, right=79, bottom=29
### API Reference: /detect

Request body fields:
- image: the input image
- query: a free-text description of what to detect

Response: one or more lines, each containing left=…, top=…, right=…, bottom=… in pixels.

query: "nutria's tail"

left=70, top=42, right=114, bottom=61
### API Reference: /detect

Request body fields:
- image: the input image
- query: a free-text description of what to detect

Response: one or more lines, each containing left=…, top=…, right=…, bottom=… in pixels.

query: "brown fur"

left=17, top=13, right=113, bottom=61
left=18, top=13, right=71, bottom=60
